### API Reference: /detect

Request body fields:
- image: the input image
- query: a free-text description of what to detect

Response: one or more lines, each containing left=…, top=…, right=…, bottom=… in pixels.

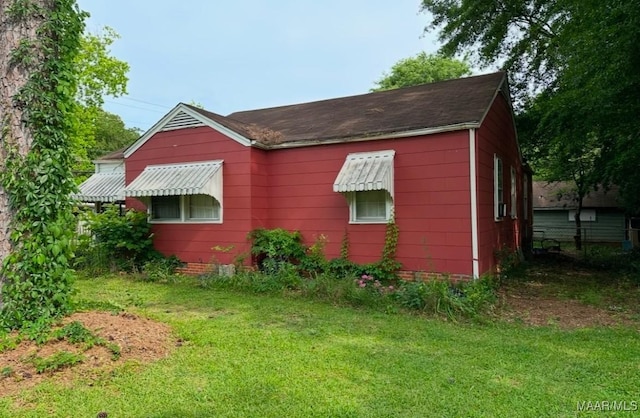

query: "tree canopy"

left=71, top=27, right=131, bottom=178
left=422, top=0, right=640, bottom=214
left=372, top=52, right=471, bottom=91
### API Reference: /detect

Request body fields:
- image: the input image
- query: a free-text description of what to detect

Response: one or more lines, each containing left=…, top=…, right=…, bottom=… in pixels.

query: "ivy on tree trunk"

left=0, top=0, right=86, bottom=328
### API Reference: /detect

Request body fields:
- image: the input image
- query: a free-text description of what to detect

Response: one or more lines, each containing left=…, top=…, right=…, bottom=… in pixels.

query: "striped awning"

left=333, top=150, right=395, bottom=195
left=73, top=172, right=125, bottom=203
left=124, top=160, right=223, bottom=202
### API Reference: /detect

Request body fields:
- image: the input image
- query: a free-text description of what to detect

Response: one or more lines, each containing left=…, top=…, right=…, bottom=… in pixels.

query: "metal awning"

left=73, top=172, right=125, bottom=203
left=124, top=160, right=223, bottom=202
left=333, top=150, right=395, bottom=194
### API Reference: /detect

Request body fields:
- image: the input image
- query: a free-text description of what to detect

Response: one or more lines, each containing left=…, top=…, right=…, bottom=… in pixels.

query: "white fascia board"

left=262, top=122, right=480, bottom=150
left=124, top=104, right=252, bottom=158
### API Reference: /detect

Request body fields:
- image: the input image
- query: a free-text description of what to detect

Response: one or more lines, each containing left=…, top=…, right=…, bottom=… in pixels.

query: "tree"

left=0, top=0, right=86, bottom=327
left=421, top=0, right=640, bottom=218
left=89, top=109, right=141, bottom=162
left=71, top=27, right=130, bottom=177
left=372, top=52, right=471, bottom=91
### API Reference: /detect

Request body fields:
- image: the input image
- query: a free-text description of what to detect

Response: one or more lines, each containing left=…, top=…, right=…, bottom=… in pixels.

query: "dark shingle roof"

left=189, top=72, right=507, bottom=146
left=533, top=181, right=621, bottom=209
left=95, top=147, right=126, bottom=161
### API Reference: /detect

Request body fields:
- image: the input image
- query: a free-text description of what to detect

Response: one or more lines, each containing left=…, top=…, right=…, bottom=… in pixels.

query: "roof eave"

left=253, top=122, right=481, bottom=150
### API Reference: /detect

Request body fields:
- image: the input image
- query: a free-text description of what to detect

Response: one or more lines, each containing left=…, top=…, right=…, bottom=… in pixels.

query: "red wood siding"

left=475, top=94, right=523, bottom=274
left=125, top=127, right=253, bottom=264
left=265, top=131, right=473, bottom=275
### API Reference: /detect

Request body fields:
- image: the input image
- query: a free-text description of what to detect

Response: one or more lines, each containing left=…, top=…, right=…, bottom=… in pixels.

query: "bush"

left=76, top=207, right=160, bottom=272
left=248, top=228, right=306, bottom=274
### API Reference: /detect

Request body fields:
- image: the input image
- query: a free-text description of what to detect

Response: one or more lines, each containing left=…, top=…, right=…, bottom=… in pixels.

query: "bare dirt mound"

left=0, top=311, right=175, bottom=397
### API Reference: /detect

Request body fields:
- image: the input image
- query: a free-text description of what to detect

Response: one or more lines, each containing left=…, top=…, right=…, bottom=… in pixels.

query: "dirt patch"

left=497, top=282, right=638, bottom=328
left=0, top=311, right=175, bottom=397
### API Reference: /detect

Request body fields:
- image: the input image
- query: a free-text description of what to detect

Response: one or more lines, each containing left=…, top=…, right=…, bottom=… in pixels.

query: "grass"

left=0, top=273, right=639, bottom=417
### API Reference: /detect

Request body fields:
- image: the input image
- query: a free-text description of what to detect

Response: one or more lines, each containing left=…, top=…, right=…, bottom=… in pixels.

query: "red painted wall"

left=265, top=131, right=473, bottom=275
left=475, top=93, right=523, bottom=274
left=125, top=127, right=254, bottom=264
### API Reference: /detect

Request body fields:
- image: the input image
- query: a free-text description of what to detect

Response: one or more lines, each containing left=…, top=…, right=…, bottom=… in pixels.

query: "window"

left=151, top=196, right=180, bottom=220
left=189, top=194, right=219, bottom=220
left=333, top=150, right=395, bottom=224
left=351, top=190, right=392, bottom=222
left=568, top=209, right=596, bottom=222
left=494, top=155, right=505, bottom=219
left=510, top=166, right=517, bottom=218
left=149, top=194, right=221, bottom=223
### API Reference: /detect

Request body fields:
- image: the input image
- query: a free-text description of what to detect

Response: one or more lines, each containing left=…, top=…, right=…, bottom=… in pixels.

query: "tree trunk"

left=0, top=2, right=48, bottom=303
left=574, top=198, right=583, bottom=251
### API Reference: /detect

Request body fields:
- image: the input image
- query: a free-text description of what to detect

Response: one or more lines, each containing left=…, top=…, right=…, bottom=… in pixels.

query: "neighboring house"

left=95, top=72, right=531, bottom=278
left=532, top=181, right=626, bottom=244
left=74, top=148, right=126, bottom=212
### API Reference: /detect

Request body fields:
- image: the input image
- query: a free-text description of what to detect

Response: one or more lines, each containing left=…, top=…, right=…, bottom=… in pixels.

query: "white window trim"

left=494, top=154, right=505, bottom=221
left=148, top=195, right=222, bottom=224
left=510, top=166, right=517, bottom=219
left=347, top=191, right=394, bottom=224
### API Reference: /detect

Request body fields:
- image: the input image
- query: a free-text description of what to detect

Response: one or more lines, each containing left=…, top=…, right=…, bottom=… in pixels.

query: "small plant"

left=1, top=366, right=13, bottom=379
left=355, top=274, right=395, bottom=294
left=52, top=321, right=101, bottom=348
left=142, top=255, right=184, bottom=282
left=27, top=351, right=85, bottom=374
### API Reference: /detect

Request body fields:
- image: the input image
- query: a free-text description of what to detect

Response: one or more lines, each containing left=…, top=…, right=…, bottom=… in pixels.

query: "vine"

left=0, top=1, right=87, bottom=329
left=378, top=217, right=401, bottom=275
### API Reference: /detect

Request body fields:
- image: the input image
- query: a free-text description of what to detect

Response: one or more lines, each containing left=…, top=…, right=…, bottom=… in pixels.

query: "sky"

left=76, top=0, right=441, bottom=131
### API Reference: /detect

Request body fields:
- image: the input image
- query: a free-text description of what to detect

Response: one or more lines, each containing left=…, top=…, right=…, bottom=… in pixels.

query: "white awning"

left=333, top=150, right=395, bottom=195
left=73, top=172, right=125, bottom=203
left=125, top=160, right=223, bottom=202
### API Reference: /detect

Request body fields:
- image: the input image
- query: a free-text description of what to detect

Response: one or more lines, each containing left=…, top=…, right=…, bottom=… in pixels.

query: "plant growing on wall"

left=0, top=0, right=86, bottom=329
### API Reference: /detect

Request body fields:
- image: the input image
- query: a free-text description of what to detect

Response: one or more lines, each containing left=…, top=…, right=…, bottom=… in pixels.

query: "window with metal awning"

left=125, top=160, right=223, bottom=223
left=333, top=150, right=395, bottom=223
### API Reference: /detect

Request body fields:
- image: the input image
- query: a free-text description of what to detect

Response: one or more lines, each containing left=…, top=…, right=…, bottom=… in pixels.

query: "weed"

left=27, top=351, right=84, bottom=374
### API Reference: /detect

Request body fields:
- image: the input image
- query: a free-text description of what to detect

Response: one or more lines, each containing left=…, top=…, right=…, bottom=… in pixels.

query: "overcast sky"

left=77, top=1, right=441, bottom=131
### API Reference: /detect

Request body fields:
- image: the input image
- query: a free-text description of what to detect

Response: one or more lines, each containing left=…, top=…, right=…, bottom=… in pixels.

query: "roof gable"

left=124, top=104, right=252, bottom=158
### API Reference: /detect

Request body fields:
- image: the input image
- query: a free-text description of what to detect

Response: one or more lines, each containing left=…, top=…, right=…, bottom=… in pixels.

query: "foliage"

left=89, top=109, right=140, bottom=161
left=247, top=228, right=305, bottom=274
left=70, top=27, right=131, bottom=178
left=372, top=52, right=471, bottom=91
left=422, top=0, right=640, bottom=214
left=82, top=207, right=158, bottom=271
left=27, top=351, right=84, bottom=374
left=0, top=0, right=87, bottom=330
left=142, top=256, right=184, bottom=283
left=393, top=275, right=497, bottom=319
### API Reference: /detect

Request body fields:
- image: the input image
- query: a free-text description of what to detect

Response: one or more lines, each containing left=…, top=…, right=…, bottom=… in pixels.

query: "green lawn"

left=1, top=274, right=638, bottom=417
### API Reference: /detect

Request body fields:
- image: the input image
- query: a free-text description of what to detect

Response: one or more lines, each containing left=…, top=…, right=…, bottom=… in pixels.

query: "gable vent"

left=161, top=111, right=206, bottom=131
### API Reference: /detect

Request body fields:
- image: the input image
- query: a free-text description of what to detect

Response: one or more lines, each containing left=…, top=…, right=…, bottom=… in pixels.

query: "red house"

left=118, top=72, right=530, bottom=278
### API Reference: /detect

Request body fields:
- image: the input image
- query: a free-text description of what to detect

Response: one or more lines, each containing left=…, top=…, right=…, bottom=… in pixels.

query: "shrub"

left=77, top=206, right=161, bottom=272
left=248, top=228, right=306, bottom=274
